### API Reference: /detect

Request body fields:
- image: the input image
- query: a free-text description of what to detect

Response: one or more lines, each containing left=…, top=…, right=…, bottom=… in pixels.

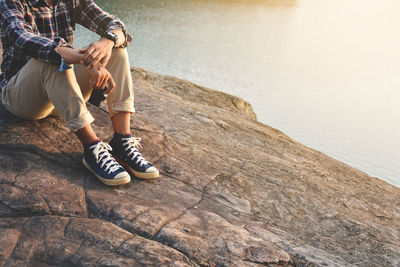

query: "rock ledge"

left=0, top=50, right=399, bottom=266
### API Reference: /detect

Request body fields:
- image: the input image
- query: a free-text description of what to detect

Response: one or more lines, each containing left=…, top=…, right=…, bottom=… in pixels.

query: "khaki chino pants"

left=1, top=48, right=135, bottom=131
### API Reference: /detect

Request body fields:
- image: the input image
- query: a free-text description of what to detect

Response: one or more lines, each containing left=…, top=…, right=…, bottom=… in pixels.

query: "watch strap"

left=103, top=31, right=118, bottom=47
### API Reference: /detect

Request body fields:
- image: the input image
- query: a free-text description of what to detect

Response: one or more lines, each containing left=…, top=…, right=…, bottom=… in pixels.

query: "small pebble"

left=184, top=228, right=191, bottom=232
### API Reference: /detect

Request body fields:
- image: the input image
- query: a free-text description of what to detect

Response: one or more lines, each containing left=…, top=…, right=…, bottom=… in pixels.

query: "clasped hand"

left=80, top=38, right=115, bottom=94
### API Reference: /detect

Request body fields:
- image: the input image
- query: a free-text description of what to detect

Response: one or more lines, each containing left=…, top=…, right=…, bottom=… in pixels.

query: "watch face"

left=109, top=32, right=117, bottom=39
left=106, top=32, right=118, bottom=44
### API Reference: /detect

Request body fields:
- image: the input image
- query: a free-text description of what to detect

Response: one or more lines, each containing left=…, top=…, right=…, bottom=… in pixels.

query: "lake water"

left=75, top=0, right=400, bottom=187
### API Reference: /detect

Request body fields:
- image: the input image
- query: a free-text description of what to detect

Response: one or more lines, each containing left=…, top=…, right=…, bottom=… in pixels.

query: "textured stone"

left=131, top=67, right=257, bottom=121
left=117, top=236, right=196, bottom=266
left=66, top=247, right=139, bottom=266
left=64, top=217, right=133, bottom=250
left=0, top=229, right=20, bottom=266
left=15, top=170, right=87, bottom=216
left=156, top=209, right=291, bottom=266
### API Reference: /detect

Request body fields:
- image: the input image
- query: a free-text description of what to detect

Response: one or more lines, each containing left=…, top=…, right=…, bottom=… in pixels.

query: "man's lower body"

left=1, top=48, right=159, bottom=185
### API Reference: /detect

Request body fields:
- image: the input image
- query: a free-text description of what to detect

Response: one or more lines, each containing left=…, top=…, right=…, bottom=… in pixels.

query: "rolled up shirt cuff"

left=56, top=58, right=72, bottom=72
left=52, top=38, right=72, bottom=72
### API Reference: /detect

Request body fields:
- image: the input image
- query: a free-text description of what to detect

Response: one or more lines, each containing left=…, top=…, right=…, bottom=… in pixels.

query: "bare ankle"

left=111, top=112, right=131, bottom=135
left=75, top=125, right=99, bottom=144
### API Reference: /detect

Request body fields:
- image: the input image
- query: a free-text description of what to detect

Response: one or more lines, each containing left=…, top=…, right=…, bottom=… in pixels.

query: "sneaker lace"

left=90, top=142, right=121, bottom=174
left=121, top=137, right=149, bottom=167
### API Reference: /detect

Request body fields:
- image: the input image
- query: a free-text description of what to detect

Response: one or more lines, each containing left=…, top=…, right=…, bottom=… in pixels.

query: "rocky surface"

left=0, top=47, right=400, bottom=266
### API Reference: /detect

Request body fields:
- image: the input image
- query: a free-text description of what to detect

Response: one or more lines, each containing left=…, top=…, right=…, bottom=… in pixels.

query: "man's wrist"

left=57, top=46, right=82, bottom=65
left=109, top=29, right=126, bottom=48
left=102, top=31, right=118, bottom=47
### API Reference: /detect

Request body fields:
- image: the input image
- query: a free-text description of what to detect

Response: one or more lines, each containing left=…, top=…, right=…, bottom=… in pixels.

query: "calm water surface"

left=76, top=0, right=400, bottom=187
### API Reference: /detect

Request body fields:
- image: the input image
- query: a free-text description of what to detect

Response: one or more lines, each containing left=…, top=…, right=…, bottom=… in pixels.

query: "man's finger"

left=99, top=73, right=109, bottom=89
left=96, top=74, right=103, bottom=88
left=84, top=46, right=95, bottom=57
left=95, top=74, right=102, bottom=88
left=98, top=70, right=108, bottom=88
left=79, top=46, right=89, bottom=53
left=101, top=54, right=111, bottom=68
left=83, top=47, right=96, bottom=62
left=100, top=79, right=108, bottom=90
left=92, top=69, right=101, bottom=87
left=89, top=54, right=104, bottom=69
left=87, top=50, right=100, bottom=63
left=106, top=76, right=116, bottom=94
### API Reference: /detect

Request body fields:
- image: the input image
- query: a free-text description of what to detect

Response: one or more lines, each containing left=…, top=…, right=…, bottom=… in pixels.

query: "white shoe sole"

left=116, top=158, right=159, bottom=179
left=83, top=158, right=131, bottom=186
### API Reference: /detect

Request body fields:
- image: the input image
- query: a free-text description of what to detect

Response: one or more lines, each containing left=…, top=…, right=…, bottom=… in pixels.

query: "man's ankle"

left=83, top=139, right=101, bottom=151
left=113, top=132, right=132, bottom=139
left=75, top=125, right=99, bottom=145
left=110, top=132, right=129, bottom=150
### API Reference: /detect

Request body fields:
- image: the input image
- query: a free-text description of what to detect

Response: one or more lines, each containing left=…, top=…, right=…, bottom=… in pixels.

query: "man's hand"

left=80, top=38, right=114, bottom=68
left=56, top=46, right=84, bottom=65
left=87, top=65, right=116, bottom=94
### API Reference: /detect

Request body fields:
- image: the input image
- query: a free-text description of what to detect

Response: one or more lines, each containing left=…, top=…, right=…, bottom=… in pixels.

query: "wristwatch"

left=102, top=31, right=118, bottom=47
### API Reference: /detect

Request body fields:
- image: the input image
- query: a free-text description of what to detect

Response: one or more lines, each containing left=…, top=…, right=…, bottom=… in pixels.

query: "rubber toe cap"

left=145, top=166, right=159, bottom=174
left=115, top=171, right=130, bottom=179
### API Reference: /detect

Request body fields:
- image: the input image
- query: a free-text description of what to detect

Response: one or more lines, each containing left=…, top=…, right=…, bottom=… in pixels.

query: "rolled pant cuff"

left=110, top=102, right=135, bottom=117
left=66, top=111, right=95, bottom=132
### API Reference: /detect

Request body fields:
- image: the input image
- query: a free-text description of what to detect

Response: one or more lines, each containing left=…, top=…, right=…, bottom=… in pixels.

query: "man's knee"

left=20, top=58, right=63, bottom=85
left=105, top=48, right=131, bottom=75
left=27, top=58, right=58, bottom=72
left=110, top=48, right=129, bottom=62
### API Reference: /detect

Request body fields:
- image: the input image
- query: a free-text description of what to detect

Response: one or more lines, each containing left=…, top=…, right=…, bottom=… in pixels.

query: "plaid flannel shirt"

left=0, top=0, right=132, bottom=90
